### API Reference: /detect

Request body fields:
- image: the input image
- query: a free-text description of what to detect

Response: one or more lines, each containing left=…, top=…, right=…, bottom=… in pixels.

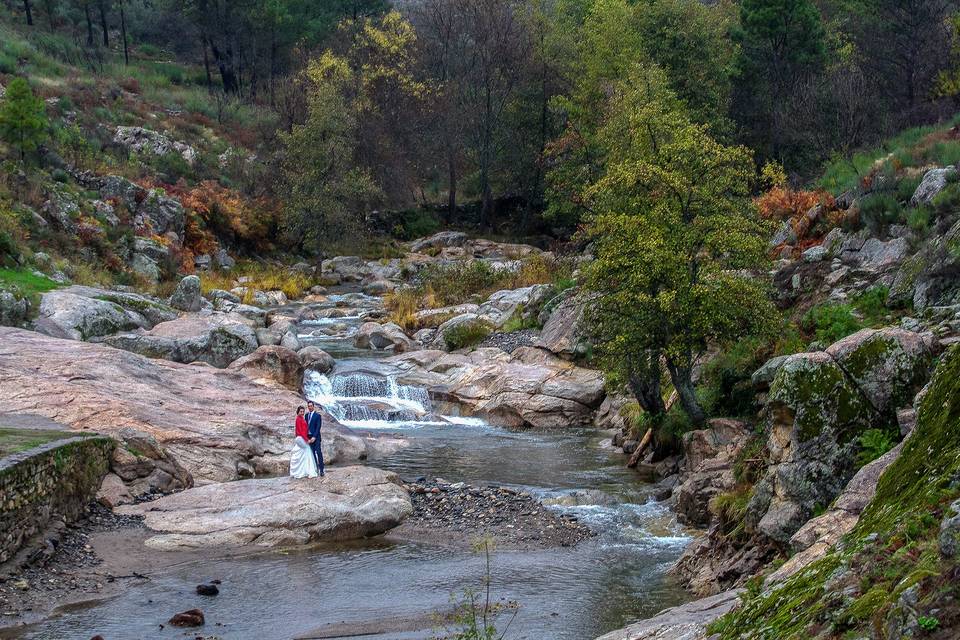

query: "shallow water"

left=18, top=312, right=693, bottom=640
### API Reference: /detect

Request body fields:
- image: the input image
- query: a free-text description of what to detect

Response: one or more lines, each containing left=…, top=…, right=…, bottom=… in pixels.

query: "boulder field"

left=0, top=327, right=405, bottom=485
left=117, top=466, right=412, bottom=550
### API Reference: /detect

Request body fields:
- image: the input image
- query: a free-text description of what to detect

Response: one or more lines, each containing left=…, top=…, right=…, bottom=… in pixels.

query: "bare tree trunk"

left=119, top=0, right=128, bottom=64
left=97, top=0, right=108, bottom=46
left=627, top=428, right=654, bottom=468
left=627, top=352, right=667, bottom=418
left=43, top=0, right=54, bottom=29
left=201, top=34, right=213, bottom=92
left=665, top=356, right=707, bottom=429
left=23, top=0, right=33, bottom=26
left=84, top=3, right=94, bottom=46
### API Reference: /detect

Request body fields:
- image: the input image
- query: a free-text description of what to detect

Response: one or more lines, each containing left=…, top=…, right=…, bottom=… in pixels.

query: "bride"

left=290, top=405, right=319, bottom=478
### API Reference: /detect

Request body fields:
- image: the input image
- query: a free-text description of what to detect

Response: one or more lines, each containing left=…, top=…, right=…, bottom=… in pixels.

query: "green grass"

left=0, top=268, right=59, bottom=297
left=817, top=115, right=960, bottom=195
left=443, top=320, right=494, bottom=350
left=0, top=428, right=74, bottom=458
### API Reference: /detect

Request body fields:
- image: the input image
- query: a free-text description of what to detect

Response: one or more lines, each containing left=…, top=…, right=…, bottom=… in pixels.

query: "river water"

left=17, top=294, right=692, bottom=640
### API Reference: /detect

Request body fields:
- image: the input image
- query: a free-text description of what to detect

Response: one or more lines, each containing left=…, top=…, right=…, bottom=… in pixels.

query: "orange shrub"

left=755, top=187, right=832, bottom=222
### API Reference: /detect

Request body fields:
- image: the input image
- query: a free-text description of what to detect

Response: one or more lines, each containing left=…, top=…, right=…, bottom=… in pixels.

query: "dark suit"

left=305, top=410, right=324, bottom=474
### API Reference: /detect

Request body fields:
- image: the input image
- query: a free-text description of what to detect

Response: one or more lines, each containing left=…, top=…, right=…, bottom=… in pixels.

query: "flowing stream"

left=18, top=294, right=692, bottom=640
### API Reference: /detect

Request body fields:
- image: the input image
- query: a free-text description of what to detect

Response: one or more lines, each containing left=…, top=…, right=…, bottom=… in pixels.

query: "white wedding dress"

left=290, top=436, right=319, bottom=478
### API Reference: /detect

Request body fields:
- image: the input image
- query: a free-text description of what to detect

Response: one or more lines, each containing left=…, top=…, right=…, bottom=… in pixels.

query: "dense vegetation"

left=3, top=0, right=958, bottom=237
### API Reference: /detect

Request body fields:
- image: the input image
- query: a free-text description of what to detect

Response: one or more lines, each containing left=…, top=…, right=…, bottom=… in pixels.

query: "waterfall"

left=303, top=370, right=434, bottom=428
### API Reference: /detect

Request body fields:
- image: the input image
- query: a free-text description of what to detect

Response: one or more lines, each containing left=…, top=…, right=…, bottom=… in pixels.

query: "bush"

left=802, top=302, right=863, bottom=343
left=896, top=175, right=924, bottom=202
left=698, top=338, right=769, bottom=418
left=853, top=285, right=890, bottom=324
left=384, top=288, right=418, bottom=330
left=443, top=320, right=493, bottom=350
left=858, top=193, right=902, bottom=232
left=905, top=206, right=932, bottom=232
left=419, top=261, right=502, bottom=306
left=393, top=208, right=440, bottom=240
left=931, top=182, right=960, bottom=212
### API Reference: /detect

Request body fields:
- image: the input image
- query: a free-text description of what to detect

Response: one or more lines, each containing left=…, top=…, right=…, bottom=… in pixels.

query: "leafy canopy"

left=581, top=64, right=777, bottom=421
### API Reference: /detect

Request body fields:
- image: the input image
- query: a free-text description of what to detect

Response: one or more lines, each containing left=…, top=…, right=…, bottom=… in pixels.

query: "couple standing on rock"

left=291, top=400, right=326, bottom=479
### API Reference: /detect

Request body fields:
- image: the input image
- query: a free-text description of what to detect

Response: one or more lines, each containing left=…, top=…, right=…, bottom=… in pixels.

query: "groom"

left=305, top=400, right=325, bottom=477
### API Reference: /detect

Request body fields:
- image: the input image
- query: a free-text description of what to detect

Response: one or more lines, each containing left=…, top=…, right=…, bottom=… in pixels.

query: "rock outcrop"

left=116, top=466, right=412, bottom=549
left=593, top=590, right=741, bottom=640
left=536, top=292, right=586, bottom=358
left=34, top=286, right=176, bottom=341
left=746, top=328, right=931, bottom=544
left=102, top=312, right=259, bottom=368
left=379, top=346, right=605, bottom=428
left=0, top=327, right=405, bottom=484
left=227, top=345, right=304, bottom=390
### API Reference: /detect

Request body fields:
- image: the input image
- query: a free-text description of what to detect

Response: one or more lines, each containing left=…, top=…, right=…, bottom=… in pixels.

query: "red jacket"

left=295, top=415, right=309, bottom=441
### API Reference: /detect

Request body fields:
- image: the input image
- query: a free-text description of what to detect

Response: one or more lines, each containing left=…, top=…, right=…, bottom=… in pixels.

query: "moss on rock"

left=710, top=345, right=960, bottom=639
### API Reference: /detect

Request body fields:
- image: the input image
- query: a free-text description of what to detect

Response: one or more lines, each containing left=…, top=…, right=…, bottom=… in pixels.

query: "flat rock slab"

left=0, top=328, right=405, bottom=484
left=593, top=590, right=741, bottom=640
left=118, top=466, right=412, bottom=550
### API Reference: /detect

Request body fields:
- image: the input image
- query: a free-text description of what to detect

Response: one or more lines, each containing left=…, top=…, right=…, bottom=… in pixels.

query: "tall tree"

left=280, top=56, right=381, bottom=251
left=731, top=0, right=827, bottom=164
left=580, top=65, right=776, bottom=427
left=0, top=78, right=49, bottom=162
left=849, top=0, right=954, bottom=114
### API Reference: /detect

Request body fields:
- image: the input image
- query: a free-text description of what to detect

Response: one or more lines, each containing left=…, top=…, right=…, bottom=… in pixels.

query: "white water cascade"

left=304, top=370, right=452, bottom=429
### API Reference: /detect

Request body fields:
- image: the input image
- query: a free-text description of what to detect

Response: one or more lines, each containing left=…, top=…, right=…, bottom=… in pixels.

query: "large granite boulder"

left=36, top=290, right=139, bottom=340
left=593, top=590, right=740, bottom=640
left=106, top=427, right=193, bottom=501
left=114, top=126, right=197, bottom=165
left=169, top=275, right=203, bottom=312
left=0, top=289, right=30, bottom=327
left=382, top=346, right=606, bottom=428
left=910, top=166, right=956, bottom=206
left=824, top=328, right=932, bottom=418
left=354, top=321, right=414, bottom=353
left=135, top=188, right=186, bottom=236
left=34, top=286, right=177, bottom=341
left=746, top=329, right=931, bottom=544
left=298, top=346, right=335, bottom=374
left=477, top=285, right=552, bottom=327
left=228, top=345, right=304, bottom=390
left=673, top=420, right=752, bottom=527
left=536, top=293, right=586, bottom=358
left=116, top=466, right=412, bottom=549
left=410, top=231, right=468, bottom=253
left=0, top=327, right=406, bottom=484
left=889, top=217, right=960, bottom=310
left=101, top=313, right=258, bottom=368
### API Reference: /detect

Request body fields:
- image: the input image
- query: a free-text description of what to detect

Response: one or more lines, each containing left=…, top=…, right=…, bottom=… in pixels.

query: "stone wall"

left=0, top=436, right=114, bottom=563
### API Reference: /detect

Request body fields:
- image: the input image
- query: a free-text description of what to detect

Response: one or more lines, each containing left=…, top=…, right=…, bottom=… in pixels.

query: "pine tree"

left=0, top=78, right=48, bottom=161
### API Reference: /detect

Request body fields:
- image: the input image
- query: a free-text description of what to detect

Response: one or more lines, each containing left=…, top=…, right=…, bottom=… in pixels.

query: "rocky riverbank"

left=0, top=503, right=145, bottom=623
left=392, top=478, right=593, bottom=550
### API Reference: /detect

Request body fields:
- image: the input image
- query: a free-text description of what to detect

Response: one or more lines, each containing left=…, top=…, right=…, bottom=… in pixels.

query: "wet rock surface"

left=396, top=478, right=593, bottom=549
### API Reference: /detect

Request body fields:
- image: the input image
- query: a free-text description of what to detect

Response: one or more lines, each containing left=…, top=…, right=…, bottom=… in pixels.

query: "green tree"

left=280, top=55, right=381, bottom=252
left=731, top=0, right=827, bottom=163
left=0, top=78, right=48, bottom=161
left=634, top=0, right=736, bottom=136
left=545, top=0, right=646, bottom=230
left=581, top=65, right=776, bottom=428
